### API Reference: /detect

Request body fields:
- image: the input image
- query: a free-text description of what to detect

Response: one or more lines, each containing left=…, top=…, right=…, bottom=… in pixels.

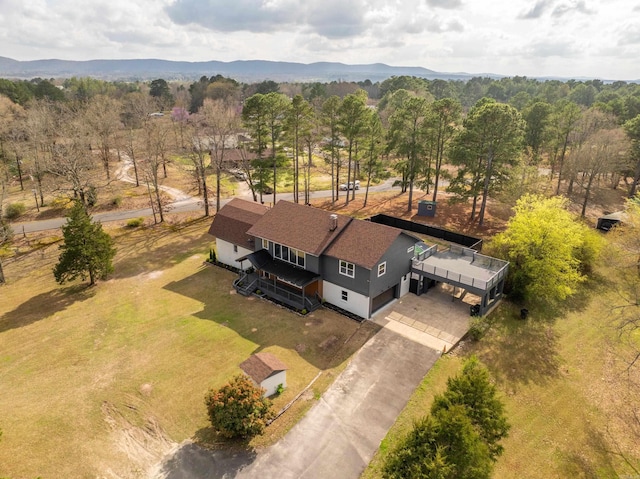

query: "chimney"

left=329, top=214, right=338, bottom=231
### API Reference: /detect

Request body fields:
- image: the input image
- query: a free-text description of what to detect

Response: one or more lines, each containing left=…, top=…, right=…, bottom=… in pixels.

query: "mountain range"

left=0, top=57, right=498, bottom=83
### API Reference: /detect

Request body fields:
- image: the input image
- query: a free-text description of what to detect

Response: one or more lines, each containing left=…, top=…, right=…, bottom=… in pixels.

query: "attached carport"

left=410, top=243, right=508, bottom=316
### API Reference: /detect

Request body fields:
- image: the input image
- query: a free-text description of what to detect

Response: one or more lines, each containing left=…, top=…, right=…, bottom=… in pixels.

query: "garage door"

left=371, top=285, right=396, bottom=313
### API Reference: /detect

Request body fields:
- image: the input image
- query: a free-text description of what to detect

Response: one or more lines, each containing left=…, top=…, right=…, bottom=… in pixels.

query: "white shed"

left=239, top=352, right=288, bottom=397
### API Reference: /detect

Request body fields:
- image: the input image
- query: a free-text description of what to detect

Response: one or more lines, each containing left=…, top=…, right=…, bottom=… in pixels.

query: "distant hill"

left=0, top=57, right=493, bottom=83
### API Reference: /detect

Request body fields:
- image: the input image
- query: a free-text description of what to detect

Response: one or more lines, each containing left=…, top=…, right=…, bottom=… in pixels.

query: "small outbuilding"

left=596, top=211, right=626, bottom=231
left=239, top=352, right=288, bottom=397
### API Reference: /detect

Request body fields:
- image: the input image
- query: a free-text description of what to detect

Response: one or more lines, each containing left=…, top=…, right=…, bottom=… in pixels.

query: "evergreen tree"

left=53, top=201, right=116, bottom=286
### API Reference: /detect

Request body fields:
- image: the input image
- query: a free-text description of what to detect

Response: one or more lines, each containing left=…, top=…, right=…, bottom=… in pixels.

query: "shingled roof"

left=247, top=200, right=352, bottom=256
left=324, top=219, right=407, bottom=269
left=208, top=198, right=268, bottom=246
left=239, top=352, right=288, bottom=384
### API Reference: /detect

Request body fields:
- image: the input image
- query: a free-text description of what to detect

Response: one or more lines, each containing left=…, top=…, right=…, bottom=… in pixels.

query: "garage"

left=371, top=285, right=397, bottom=313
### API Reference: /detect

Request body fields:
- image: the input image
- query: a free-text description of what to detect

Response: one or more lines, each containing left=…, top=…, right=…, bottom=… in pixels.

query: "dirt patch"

left=318, top=335, right=339, bottom=350
left=101, top=401, right=177, bottom=477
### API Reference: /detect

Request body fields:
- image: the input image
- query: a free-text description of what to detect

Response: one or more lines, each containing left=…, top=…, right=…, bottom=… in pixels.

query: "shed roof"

left=208, top=198, right=268, bottom=246
left=247, top=200, right=352, bottom=256
left=239, top=352, right=288, bottom=384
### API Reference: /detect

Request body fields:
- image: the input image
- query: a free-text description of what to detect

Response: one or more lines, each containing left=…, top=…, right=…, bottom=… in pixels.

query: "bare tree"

left=140, top=120, right=171, bottom=223
left=85, top=95, right=121, bottom=180
left=199, top=99, right=240, bottom=213
left=24, top=100, right=57, bottom=207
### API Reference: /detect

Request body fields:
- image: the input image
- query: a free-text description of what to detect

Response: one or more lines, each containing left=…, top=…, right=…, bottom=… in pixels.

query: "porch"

left=235, top=250, right=322, bottom=313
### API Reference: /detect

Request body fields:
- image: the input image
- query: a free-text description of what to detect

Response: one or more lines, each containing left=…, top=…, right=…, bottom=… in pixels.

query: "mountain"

left=0, top=57, right=490, bottom=83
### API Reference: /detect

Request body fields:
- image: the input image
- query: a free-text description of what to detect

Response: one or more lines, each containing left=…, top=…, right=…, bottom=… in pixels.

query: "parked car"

left=339, top=180, right=360, bottom=191
left=228, top=168, right=247, bottom=180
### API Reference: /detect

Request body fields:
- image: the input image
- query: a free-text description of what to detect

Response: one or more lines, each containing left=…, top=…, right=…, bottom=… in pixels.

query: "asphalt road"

left=12, top=179, right=398, bottom=234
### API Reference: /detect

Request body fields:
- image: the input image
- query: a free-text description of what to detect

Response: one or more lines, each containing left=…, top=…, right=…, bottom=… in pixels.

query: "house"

left=208, top=199, right=508, bottom=319
left=207, top=198, right=269, bottom=269
left=239, top=352, right=288, bottom=397
left=209, top=199, right=418, bottom=318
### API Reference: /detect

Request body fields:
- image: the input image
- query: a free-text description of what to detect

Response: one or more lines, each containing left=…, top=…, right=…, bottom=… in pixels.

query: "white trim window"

left=339, top=260, right=355, bottom=278
left=273, top=242, right=306, bottom=268
left=378, top=262, right=387, bottom=277
left=262, top=238, right=269, bottom=249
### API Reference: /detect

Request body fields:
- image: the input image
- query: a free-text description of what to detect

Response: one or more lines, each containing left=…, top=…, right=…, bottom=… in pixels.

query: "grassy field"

left=0, top=218, right=376, bottom=478
left=363, top=263, right=640, bottom=478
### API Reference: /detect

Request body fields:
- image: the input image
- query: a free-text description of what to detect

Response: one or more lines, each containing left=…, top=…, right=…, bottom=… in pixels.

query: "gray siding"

left=321, top=256, right=371, bottom=296
left=369, top=233, right=416, bottom=297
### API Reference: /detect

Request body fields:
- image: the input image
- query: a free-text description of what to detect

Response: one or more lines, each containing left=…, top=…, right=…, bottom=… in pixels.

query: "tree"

left=427, top=98, right=462, bottom=203
left=362, top=109, right=386, bottom=207
left=338, top=90, right=369, bottom=205
left=624, top=115, right=640, bottom=197
left=284, top=94, right=314, bottom=203
left=383, top=357, right=507, bottom=479
left=448, top=99, right=525, bottom=226
left=204, top=374, right=275, bottom=439
left=388, top=96, right=429, bottom=211
left=550, top=100, right=582, bottom=194
left=491, top=194, right=602, bottom=303
left=262, top=92, right=290, bottom=204
left=321, top=95, right=343, bottom=203
left=149, top=79, right=173, bottom=110
left=53, top=201, right=116, bottom=286
left=431, top=356, right=510, bottom=461
left=85, top=94, right=121, bottom=180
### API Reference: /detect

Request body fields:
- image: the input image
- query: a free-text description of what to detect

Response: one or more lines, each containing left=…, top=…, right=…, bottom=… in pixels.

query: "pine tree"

left=53, top=201, right=116, bottom=286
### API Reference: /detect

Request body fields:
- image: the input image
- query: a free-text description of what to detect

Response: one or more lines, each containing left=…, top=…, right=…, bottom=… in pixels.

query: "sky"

left=0, top=0, right=639, bottom=80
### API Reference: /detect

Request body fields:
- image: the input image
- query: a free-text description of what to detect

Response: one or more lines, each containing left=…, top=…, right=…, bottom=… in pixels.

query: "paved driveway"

left=373, top=283, right=477, bottom=352
left=234, top=327, right=439, bottom=478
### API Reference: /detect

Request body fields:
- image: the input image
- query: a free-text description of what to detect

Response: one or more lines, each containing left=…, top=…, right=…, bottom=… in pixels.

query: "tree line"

left=1, top=74, right=640, bottom=229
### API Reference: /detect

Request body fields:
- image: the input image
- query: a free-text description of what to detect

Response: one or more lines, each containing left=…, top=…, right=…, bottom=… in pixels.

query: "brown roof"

left=239, top=352, right=288, bottom=384
left=247, top=200, right=352, bottom=256
left=208, top=198, right=268, bottom=246
left=324, top=219, right=405, bottom=269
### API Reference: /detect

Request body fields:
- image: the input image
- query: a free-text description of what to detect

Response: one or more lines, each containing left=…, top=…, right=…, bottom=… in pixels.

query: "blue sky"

left=0, top=0, right=638, bottom=80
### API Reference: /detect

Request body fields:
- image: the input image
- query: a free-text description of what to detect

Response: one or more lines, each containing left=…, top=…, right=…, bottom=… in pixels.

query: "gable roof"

left=239, top=352, right=288, bottom=384
left=247, top=200, right=352, bottom=256
left=208, top=198, right=268, bottom=246
left=324, top=219, right=412, bottom=269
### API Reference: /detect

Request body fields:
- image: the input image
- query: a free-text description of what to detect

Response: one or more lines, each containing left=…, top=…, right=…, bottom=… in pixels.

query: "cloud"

left=425, top=0, right=463, bottom=9
left=526, top=39, right=579, bottom=57
left=518, top=0, right=554, bottom=19
left=165, top=0, right=370, bottom=38
left=618, top=24, right=640, bottom=45
left=552, top=0, right=595, bottom=17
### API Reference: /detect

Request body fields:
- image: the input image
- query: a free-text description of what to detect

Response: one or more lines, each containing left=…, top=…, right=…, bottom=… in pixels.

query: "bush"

left=468, top=317, right=488, bottom=341
left=111, top=196, right=123, bottom=207
left=204, top=375, right=275, bottom=439
left=125, top=217, right=144, bottom=228
left=4, top=202, right=26, bottom=220
left=276, top=383, right=285, bottom=395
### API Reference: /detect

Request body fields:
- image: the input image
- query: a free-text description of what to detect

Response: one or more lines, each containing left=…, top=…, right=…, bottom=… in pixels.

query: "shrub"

left=50, top=197, right=72, bottom=210
left=111, top=196, right=123, bottom=207
left=4, top=202, right=26, bottom=220
left=125, top=217, right=144, bottom=228
left=468, top=317, right=488, bottom=341
left=209, top=249, right=217, bottom=263
left=276, top=383, right=285, bottom=395
left=204, top=375, right=275, bottom=439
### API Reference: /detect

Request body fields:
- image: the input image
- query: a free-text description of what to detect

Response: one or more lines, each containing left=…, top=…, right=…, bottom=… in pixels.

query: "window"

left=378, top=262, right=386, bottom=277
left=339, top=260, right=355, bottom=278
left=341, top=290, right=348, bottom=301
left=262, top=238, right=269, bottom=249
left=272, top=241, right=305, bottom=268
left=233, top=244, right=238, bottom=253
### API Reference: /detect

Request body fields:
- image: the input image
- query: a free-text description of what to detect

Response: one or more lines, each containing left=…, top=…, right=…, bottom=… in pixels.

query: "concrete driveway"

left=373, top=283, right=477, bottom=353
left=233, top=327, right=439, bottom=478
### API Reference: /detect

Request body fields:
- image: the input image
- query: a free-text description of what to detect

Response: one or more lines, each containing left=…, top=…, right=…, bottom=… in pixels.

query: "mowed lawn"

left=363, top=262, right=640, bottom=478
left=0, top=218, right=376, bottom=478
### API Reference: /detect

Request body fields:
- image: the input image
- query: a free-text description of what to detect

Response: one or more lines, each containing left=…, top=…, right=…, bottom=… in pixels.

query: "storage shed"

left=239, top=352, right=288, bottom=397
left=417, top=200, right=437, bottom=217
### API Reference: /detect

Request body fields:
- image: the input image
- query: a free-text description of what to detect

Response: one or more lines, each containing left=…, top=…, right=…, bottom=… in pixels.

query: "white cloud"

left=0, top=0, right=636, bottom=80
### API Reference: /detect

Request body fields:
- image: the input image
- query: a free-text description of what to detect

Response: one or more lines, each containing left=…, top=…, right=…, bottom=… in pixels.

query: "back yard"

left=0, top=218, right=376, bottom=478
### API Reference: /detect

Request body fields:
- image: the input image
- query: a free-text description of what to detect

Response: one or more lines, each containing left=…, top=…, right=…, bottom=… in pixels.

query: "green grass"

left=0, top=219, right=375, bottom=478
left=362, top=267, right=640, bottom=479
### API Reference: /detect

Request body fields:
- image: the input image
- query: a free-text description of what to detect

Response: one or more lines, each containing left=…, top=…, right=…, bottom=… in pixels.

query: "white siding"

left=216, top=239, right=253, bottom=270
left=260, top=371, right=287, bottom=397
left=400, top=273, right=410, bottom=297
left=323, top=280, right=371, bottom=319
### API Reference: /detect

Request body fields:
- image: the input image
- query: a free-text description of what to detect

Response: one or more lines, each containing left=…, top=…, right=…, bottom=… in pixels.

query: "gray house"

left=209, top=199, right=507, bottom=319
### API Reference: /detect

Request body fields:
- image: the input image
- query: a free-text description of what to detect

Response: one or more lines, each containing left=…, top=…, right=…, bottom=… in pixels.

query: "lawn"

left=362, top=262, right=640, bottom=478
left=0, top=218, right=376, bottom=478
